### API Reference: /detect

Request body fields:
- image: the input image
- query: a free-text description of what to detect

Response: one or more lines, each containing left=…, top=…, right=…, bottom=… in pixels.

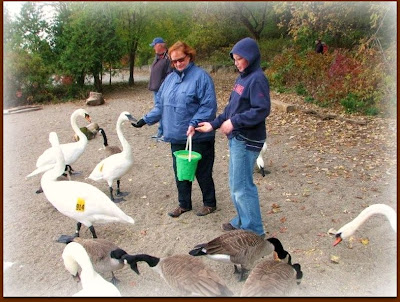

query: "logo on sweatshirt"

left=233, top=83, right=244, bottom=95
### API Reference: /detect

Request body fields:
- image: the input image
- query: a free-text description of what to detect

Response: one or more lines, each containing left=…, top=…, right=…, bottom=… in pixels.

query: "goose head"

left=110, top=249, right=140, bottom=275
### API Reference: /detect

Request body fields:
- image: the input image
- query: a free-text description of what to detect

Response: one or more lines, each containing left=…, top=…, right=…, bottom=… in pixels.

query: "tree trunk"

left=129, top=51, right=135, bottom=86
left=93, top=73, right=103, bottom=92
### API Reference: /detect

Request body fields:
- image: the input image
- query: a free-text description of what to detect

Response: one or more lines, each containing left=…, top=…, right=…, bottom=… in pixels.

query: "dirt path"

left=3, top=74, right=397, bottom=297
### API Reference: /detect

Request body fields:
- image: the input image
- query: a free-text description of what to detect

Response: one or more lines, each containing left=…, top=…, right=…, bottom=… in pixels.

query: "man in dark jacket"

left=196, top=37, right=270, bottom=236
left=149, top=37, right=172, bottom=140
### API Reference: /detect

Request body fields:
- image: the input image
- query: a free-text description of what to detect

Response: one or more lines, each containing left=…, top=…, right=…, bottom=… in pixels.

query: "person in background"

left=315, top=39, right=323, bottom=54
left=132, top=41, right=218, bottom=218
left=196, top=37, right=270, bottom=237
left=148, top=37, right=172, bottom=141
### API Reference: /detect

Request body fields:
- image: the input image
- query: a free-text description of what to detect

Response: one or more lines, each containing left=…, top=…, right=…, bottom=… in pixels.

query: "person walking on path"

left=132, top=41, right=218, bottom=218
left=196, top=37, right=271, bottom=236
left=148, top=37, right=172, bottom=141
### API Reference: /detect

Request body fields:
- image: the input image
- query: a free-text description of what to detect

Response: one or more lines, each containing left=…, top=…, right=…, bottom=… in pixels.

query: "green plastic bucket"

left=174, top=150, right=202, bottom=181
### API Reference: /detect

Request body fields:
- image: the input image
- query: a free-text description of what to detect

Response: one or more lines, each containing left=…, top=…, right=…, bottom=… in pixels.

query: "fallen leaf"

left=280, top=216, right=287, bottom=223
left=330, top=255, right=340, bottom=264
left=360, top=238, right=369, bottom=245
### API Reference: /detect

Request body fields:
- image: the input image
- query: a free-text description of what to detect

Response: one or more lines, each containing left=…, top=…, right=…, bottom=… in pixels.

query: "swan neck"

left=345, top=204, right=397, bottom=234
left=116, top=118, right=131, bottom=154
left=71, top=112, right=87, bottom=144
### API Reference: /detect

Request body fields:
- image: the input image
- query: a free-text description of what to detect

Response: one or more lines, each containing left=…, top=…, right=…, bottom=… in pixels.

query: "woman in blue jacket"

left=132, top=41, right=218, bottom=218
left=196, top=37, right=271, bottom=236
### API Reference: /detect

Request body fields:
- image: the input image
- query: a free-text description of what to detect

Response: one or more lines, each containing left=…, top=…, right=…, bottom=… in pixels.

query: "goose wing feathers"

left=241, top=260, right=298, bottom=296
left=160, top=255, right=232, bottom=297
left=205, top=230, right=264, bottom=255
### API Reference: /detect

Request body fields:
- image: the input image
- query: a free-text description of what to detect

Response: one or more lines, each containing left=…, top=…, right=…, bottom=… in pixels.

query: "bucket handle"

left=185, top=135, right=193, bottom=162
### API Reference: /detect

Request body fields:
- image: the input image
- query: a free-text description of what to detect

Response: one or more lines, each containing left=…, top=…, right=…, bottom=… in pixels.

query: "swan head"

left=333, top=225, right=354, bottom=246
left=62, top=242, right=82, bottom=282
left=119, top=111, right=137, bottom=124
left=73, top=108, right=91, bottom=123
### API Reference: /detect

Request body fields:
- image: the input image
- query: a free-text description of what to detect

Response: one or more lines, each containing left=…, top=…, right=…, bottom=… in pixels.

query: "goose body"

left=28, top=109, right=91, bottom=178
left=240, top=259, right=303, bottom=296
left=98, top=128, right=122, bottom=156
left=334, top=204, right=397, bottom=246
left=256, top=142, right=268, bottom=177
left=88, top=112, right=137, bottom=202
left=189, top=230, right=289, bottom=281
left=73, top=122, right=100, bottom=142
left=58, top=236, right=126, bottom=284
left=110, top=251, right=233, bottom=297
left=41, top=132, right=134, bottom=239
left=62, top=242, right=121, bottom=297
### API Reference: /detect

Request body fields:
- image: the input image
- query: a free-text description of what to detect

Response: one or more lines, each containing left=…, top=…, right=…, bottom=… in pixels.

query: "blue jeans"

left=228, top=136, right=265, bottom=236
left=153, top=91, right=162, bottom=136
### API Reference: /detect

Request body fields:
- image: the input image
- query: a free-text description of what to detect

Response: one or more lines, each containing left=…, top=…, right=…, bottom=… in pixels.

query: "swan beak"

left=125, top=114, right=137, bottom=123
left=333, top=236, right=342, bottom=246
left=85, top=113, right=92, bottom=123
left=72, top=273, right=81, bottom=283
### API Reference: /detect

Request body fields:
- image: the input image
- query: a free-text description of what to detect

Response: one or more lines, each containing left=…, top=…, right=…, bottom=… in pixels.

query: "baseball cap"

left=150, top=37, right=165, bottom=47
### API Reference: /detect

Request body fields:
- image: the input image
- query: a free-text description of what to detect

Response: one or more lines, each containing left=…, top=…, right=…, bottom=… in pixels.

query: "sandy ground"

left=3, top=72, right=397, bottom=297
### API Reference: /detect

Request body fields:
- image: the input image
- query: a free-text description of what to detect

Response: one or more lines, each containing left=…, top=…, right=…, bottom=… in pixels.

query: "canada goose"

left=333, top=203, right=397, bottom=246
left=41, top=132, right=135, bottom=241
left=27, top=108, right=91, bottom=192
left=110, top=250, right=233, bottom=297
left=62, top=242, right=121, bottom=297
left=88, top=112, right=137, bottom=202
left=98, top=128, right=122, bottom=156
left=57, top=235, right=127, bottom=285
left=73, top=122, right=100, bottom=142
left=240, top=257, right=303, bottom=296
left=189, top=230, right=289, bottom=281
left=256, top=142, right=270, bottom=177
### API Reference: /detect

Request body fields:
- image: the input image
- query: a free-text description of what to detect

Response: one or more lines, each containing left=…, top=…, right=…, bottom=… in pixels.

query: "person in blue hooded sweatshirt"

left=132, top=41, right=218, bottom=218
left=196, top=37, right=271, bottom=236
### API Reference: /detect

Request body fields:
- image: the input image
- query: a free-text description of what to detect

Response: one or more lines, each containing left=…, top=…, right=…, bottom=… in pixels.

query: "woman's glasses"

left=171, top=55, right=187, bottom=64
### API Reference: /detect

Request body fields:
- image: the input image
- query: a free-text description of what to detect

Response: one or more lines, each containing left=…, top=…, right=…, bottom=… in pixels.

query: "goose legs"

left=233, top=264, right=249, bottom=282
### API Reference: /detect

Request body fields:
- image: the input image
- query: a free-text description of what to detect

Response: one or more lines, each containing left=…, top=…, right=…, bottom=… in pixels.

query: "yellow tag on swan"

left=76, top=197, right=85, bottom=212
left=99, top=163, right=104, bottom=172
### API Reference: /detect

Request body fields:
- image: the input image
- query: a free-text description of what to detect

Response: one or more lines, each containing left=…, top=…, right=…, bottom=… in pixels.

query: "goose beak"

left=85, top=113, right=92, bottom=123
left=126, top=114, right=137, bottom=123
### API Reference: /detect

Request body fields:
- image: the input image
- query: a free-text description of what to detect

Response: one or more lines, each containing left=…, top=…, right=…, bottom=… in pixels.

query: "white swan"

left=41, top=132, right=135, bottom=240
left=333, top=204, right=397, bottom=246
left=256, top=142, right=269, bottom=177
left=58, top=235, right=127, bottom=285
left=88, top=112, right=137, bottom=202
left=62, top=242, right=121, bottom=297
left=27, top=108, right=91, bottom=182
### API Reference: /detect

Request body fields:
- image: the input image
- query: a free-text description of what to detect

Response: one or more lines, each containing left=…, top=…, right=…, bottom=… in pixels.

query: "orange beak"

left=85, top=113, right=91, bottom=123
left=333, top=237, right=342, bottom=246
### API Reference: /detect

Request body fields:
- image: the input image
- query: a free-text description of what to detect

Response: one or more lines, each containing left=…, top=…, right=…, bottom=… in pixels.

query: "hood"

left=230, top=37, right=261, bottom=74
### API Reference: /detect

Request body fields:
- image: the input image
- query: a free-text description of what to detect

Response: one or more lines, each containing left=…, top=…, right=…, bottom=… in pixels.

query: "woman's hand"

left=195, top=122, right=213, bottom=133
left=187, top=125, right=195, bottom=137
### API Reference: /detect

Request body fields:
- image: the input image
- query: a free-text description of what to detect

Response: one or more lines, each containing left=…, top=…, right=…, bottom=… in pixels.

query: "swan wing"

left=42, top=181, right=134, bottom=225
